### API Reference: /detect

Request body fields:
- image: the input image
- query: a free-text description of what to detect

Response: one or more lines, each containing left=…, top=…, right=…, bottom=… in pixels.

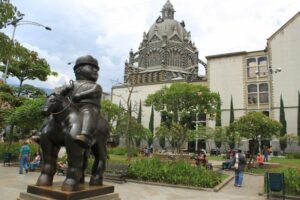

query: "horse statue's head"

left=42, top=93, right=69, bottom=116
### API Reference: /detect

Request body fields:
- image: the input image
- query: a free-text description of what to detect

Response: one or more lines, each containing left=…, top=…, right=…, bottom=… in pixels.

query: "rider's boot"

left=74, top=134, right=92, bottom=148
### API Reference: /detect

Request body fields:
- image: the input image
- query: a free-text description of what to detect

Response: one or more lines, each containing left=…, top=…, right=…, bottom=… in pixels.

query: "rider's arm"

left=72, top=84, right=102, bottom=101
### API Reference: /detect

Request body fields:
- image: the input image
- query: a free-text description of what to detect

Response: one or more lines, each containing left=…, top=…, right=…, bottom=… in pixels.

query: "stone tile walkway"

left=0, top=165, right=265, bottom=200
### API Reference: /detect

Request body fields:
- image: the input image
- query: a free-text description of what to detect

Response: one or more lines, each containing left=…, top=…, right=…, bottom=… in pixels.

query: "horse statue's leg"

left=62, top=134, right=85, bottom=191
left=80, top=150, right=89, bottom=183
left=90, top=118, right=109, bottom=186
left=36, top=133, right=59, bottom=186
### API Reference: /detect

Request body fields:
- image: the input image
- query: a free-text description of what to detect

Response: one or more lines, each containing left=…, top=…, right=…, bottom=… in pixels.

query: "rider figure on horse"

left=60, top=55, right=102, bottom=148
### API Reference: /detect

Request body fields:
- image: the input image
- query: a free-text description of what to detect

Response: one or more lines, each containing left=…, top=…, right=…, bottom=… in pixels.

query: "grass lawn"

left=246, top=157, right=300, bottom=174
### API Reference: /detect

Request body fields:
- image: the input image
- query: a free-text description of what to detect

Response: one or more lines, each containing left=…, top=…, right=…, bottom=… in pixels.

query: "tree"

left=227, top=95, right=236, bottom=148
left=297, top=91, right=300, bottom=145
left=0, top=32, right=13, bottom=65
left=145, top=83, right=219, bottom=124
left=214, top=126, right=226, bottom=149
left=5, top=98, right=44, bottom=141
left=229, top=95, right=234, bottom=124
left=156, top=122, right=195, bottom=153
left=145, top=83, right=219, bottom=152
left=279, top=95, right=287, bottom=152
left=137, top=99, right=142, bottom=124
left=148, top=105, right=154, bottom=146
left=0, top=43, right=57, bottom=95
left=231, top=112, right=282, bottom=166
left=0, top=0, right=19, bottom=29
left=13, top=84, right=47, bottom=98
left=215, top=93, right=222, bottom=127
left=116, top=115, right=150, bottom=149
left=101, top=100, right=123, bottom=135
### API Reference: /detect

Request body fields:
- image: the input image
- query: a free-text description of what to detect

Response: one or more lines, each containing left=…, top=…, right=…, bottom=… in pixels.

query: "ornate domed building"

left=124, top=0, right=206, bottom=85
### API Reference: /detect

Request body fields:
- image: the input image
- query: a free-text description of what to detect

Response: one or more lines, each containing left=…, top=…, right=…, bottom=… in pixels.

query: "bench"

left=3, top=153, right=12, bottom=166
left=104, top=163, right=129, bottom=183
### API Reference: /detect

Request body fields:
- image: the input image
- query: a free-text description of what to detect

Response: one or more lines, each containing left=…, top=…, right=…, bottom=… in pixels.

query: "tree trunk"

left=17, top=79, right=24, bottom=97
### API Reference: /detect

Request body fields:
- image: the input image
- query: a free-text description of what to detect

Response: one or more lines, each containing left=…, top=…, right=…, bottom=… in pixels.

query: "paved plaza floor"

left=0, top=165, right=265, bottom=200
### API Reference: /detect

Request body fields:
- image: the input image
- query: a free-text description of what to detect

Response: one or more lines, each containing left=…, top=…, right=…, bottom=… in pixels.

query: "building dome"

left=123, top=0, right=205, bottom=85
left=148, top=18, right=187, bottom=42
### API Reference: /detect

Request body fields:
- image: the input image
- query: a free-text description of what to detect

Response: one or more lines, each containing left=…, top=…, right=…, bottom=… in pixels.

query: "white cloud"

left=3, top=0, right=300, bottom=91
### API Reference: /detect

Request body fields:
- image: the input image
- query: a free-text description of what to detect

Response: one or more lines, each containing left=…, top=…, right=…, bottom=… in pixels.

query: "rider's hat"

left=73, top=55, right=99, bottom=70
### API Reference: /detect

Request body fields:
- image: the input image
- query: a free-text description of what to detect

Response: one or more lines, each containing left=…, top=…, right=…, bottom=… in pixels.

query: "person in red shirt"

left=256, top=153, right=264, bottom=167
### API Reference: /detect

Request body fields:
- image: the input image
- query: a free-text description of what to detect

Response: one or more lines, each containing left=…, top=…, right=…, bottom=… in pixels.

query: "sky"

left=1, top=0, right=300, bottom=92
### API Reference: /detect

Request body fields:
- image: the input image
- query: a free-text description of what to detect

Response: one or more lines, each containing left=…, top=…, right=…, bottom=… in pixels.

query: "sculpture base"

left=18, top=183, right=119, bottom=200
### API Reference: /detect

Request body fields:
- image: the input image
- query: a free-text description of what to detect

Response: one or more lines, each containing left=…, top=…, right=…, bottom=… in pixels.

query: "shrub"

left=284, top=168, right=300, bottom=195
left=0, top=142, right=39, bottom=161
left=285, top=153, right=300, bottom=159
left=127, top=157, right=221, bottom=188
left=108, top=147, right=139, bottom=157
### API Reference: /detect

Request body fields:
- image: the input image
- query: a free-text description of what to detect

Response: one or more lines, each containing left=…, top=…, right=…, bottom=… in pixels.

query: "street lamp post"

left=3, top=17, right=51, bottom=83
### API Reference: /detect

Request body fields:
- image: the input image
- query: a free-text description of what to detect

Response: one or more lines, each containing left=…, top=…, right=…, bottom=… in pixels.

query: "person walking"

left=19, top=141, right=31, bottom=174
left=232, top=149, right=246, bottom=187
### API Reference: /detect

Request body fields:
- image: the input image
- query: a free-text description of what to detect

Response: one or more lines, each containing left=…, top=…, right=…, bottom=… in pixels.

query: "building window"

left=248, top=84, right=257, bottom=104
left=247, top=83, right=269, bottom=105
left=247, top=58, right=257, bottom=78
left=258, top=57, right=268, bottom=76
left=246, top=56, right=268, bottom=78
left=259, top=83, right=269, bottom=103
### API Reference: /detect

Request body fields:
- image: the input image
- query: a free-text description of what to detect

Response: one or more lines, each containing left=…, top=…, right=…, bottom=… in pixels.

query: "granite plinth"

left=18, top=192, right=120, bottom=200
left=18, top=183, right=116, bottom=200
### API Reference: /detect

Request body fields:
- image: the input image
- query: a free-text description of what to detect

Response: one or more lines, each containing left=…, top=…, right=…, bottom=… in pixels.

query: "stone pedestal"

left=18, top=183, right=120, bottom=200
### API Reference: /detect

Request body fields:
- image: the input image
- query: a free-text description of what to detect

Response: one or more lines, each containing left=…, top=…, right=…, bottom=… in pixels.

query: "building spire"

left=161, top=0, right=175, bottom=20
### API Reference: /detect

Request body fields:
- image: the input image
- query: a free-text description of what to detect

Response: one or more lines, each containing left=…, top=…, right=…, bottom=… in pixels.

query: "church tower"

left=124, top=0, right=206, bottom=85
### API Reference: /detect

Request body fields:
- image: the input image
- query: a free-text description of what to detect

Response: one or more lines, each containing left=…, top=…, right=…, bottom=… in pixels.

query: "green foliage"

left=0, top=42, right=57, bottom=92
left=116, top=115, right=150, bottom=147
left=215, top=93, right=222, bottom=126
left=146, top=83, right=219, bottom=151
left=128, top=157, right=221, bottom=188
left=101, top=100, right=123, bottom=135
left=6, top=98, right=44, bottom=132
left=137, top=99, right=142, bottom=124
left=156, top=122, right=195, bottom=153
left=214, top=126, right=226, bottom=148
left=231, top=112, right=282, bottom=140
left=145, top=83, right=220, bottom=120
left=0, top=142, right=39, bottom=161
left=13, top=84, right=47, bottom=98
left=279, top=95, right=287, bottom=151
left=284, top=168, right=300, bottom=195
left=231, top=112, right=282, bottom=164
left=0, top=0, right=19, bottom=29
left=149, top=105, right=154, bottom=133
left=0, top=32, right=13, bottom=64
left=108, top=147, right=139, bottom=157
left=285, top=153, right=300, bottom=159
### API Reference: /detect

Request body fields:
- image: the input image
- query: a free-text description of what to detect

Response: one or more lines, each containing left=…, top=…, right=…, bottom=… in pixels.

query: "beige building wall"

left=207, top=53, right=246, bottom=126
left=268, top=13, right=300, bottom=134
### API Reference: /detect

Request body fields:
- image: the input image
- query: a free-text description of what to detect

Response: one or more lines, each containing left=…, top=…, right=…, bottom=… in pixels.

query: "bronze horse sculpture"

left=36, top=93, right=109, bottom=191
